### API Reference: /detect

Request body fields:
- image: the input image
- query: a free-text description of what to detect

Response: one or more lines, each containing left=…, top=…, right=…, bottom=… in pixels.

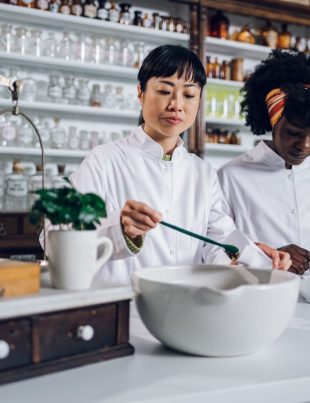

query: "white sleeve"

left=40, top=148, right=139, bottom=261
left=217, top=167, right=235, bottom=220
left=202, top=170, right=236, bottom=265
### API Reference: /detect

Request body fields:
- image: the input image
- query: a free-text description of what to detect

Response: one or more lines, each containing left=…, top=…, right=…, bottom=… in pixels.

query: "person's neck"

left=143, top=124, right=180, bottom=155
left=264, top=140, right=292, bottom=169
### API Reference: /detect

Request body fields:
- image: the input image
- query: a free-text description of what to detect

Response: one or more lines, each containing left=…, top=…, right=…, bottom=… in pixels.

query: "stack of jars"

left=205, top=57, right=245, bottom=82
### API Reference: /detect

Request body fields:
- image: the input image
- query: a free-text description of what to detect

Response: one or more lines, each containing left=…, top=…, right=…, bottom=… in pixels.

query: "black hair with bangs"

left=138, top=45, right=206, bottom=91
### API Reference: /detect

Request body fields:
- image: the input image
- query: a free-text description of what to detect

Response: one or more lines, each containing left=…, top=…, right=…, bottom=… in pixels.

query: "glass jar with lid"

left=76, top=78, right=90, bottom=106
left=20, top=73, right=37, bottom=102
left=90, top=84, right=102, bottom=107
left=50, top=118, right=66, bottom=149
left=0, top=116, right=19, bottom=147
left=68, top=126, right=80, bottom=150
left=102, top=84, right=115, bottom=109
left=13, top=27, right=29, bottom=56
left=27, top=29, right=42, bottom=57
left=16, top=122, right=33, bottom=148
left=63, top=75, right=76, bottom=105
left=133, top=42, right=145, bottom=68
left=108, top=1, right=119, bottom=23
left=48, top=74, right=63, bottom=103
left=90, top=131, right=100, bottom=149
left=143, top=13, right=153, bottom=29
left=80, top=130, right=91, bottom=150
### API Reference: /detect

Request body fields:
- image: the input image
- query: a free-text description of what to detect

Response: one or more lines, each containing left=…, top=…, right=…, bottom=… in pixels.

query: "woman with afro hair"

left=218, top=49, right=310, bottom=275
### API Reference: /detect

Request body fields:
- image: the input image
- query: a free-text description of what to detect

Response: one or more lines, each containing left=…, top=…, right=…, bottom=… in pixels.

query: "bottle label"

left=6, top=178, right=28, bottom=197
left=109, top=9, right=119, bottom=23
left=72, top=4, right=83, bottom=16
left=60, top=4, right=70, bottom=14
left=98, top=8, right=108, bottom=19
left=84, top=4, right=97, bottom=18
left=37, top=0, right=48, bottom=9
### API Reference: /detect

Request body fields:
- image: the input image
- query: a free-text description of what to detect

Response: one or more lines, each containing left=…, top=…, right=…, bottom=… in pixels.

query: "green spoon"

left=160, top=220, right=239, bottom=261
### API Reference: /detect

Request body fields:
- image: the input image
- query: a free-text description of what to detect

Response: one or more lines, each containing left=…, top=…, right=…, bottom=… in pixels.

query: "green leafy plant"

left=29, top=184, right=107, bottom=230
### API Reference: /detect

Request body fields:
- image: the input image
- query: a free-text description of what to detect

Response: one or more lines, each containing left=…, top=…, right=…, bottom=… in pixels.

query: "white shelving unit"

left=206, top=37, right=271, bottom=59
left=0, top=146, right=87, bottom=158
left=204, top=143, right=249, bottom=153
left=0, top=4, right=188, bottom=45
left=207, top=77, right=243, bottom=88
left=205, top=117, right=245, bottom=127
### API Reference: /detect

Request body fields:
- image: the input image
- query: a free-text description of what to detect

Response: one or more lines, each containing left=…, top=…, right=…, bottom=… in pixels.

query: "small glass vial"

left=50, top=118, right=66, bottom=149
left=80, top=130, right=91, bottom=150
left=119, top=3, right=131, bottom=25
left=71, top=0, right=83, bottom=15
left=48, top=74, right=63, bottom=103
left=108, top=1, right=119, bottom=23
left=63, top=75, right=76, bottom=104
left=67, top=126, right=80, bottom=150
left=90, top=84, right=102, bottom=107
left=76, top=78, right=90, bottom=106
left=133, top=10, right=143, bottom=26
left=143, top=13, right=153, bottom=29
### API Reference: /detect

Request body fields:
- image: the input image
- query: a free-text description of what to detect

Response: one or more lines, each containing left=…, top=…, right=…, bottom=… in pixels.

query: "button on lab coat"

left=70, top=126, right=234, bottom=284
left=218, top=141, right=310, bottom=250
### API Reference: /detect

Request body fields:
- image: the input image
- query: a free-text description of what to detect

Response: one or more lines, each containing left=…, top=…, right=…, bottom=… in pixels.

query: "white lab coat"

left=218, top=141, right=310, bottom=250
left=69, top=126, right=235, bottom=284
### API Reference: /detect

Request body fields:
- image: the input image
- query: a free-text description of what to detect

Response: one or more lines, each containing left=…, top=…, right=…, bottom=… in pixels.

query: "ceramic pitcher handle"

left=96, top=237, right=113, bottom=270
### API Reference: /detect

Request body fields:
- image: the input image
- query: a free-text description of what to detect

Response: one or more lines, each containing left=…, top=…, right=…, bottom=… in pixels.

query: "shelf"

left=0, top=52, right=138, bottom=80
left=0, top=99, right=139, bottom=122
left=206, top=37, right=271, bottom=60
left=205, top=117, right=246, bottom=127
left=0, top=4, right=189, bottom=45
left=207, top=78, right=243, bottom=88
left=0, top=146, right=88, bottom=158
left=204, top=143, right=249, bottom=153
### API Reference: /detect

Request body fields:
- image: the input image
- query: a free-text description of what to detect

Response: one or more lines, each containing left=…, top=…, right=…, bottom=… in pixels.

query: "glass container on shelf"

left=119, top=39, right=134, bottom=66
left=0, top=24, right=14, bottom=53
left=108, top=1, right=119, bottom=23
left=36, top=0, right=49, bottom=10
left=160, top=16, right=168, bottom=31
left=43, top=32, right=60, bottom=58
left=97, top=0, right=109, bottom=20
left=67, top=126, right=80, bottom=150
left=13, top=27, right=29, bottom=56
left=50, top=118, right=66, bottom=149
left=133, top=42, right=145, bottom=68
left=76, top=78, right=90, bottom=106
left=231, top=58, right=244, bottom=82
left=133, top=11, right=143, bottom=26
left=237, top=25, right=255, bottom=44
left=277, top=24, right=291, bottom=49
left=58, top=32, right=75, bottom=61
left=16, top=122, right=33, bottom=148
left=20, top=73, right=37, bottom=102
left=175, top=19, right=183, bottom=33
left=83, top=0, right=98, bottom=18
left=27, top=29, right=42, bottom=57
left=152, top=13, right=161, bottom=30
left=60, top=0, right=71, bottom=14
left=48, top=74, right=63, bottom=103
left=63, top=75, right=76, bottom=104
left=76, top=34, right=93, bottom=63
left=261, top=20, right=278, bottom=49
left=209, top=11, right=230, bottom=39
left=80, top=130, right=91, bottom=150
left=90, top=131, right=100, bottom=148
left=102, top=84, right=115, bottom=108
left=0, top=116, right=18, bottom=147
left=4, top=161, right=28, bottom=211
left=119, top=3, right=131, bottom=25
left=115, top=86, right=124, bottom=109
left=91, top=36, right=105, bottom=64
left=33, top=117, right=51, bottom=148
left=49, top=0, right=60, bottom=13
left=71, top=0, right=83, bottom=16
left=167, top=17, right=175, bottom=33
left=90, top=84, right=102, bottom=107
left=105, top=37, right=120, bottom=65
left=143, top=13, right=153, bottom=29
left=18, top=0, right=35, bottom=7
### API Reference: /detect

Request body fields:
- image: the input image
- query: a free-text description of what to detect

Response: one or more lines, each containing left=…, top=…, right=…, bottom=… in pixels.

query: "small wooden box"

left=0, top=259, right=40, bottom=297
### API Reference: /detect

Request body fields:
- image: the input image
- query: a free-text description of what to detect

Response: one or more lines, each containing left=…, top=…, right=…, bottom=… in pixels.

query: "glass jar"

left=238, top=25, right=255, bottom=44
left=76, top=78, right=90, bottom=106
left=90, top=84, right=102, bottom=107
left=160, top=16, right=168, bottom=31
left=27, top=29, right=42, bottom=57
left=90, top=131, right=100, bottom=148
left=168, top=17, right=175, bottom=33
left=261, top=20, right=278, bottom=49
left=119, top=3, right=131, bottom=25
left=76, top=34, right=92, bottom=63
left=80, top=130, right=91, bottom=150
left=16, top=122, right=33, bottom=147
left=49, top=0, right=60, bottom=13
left=231, top=58, right=244, bottom=82
left=50, top=118, right=66, bottom=149
left=119, top=39, right=133, bottom=66
left=105, top=37, right=120, bottom=65
left=67, top=126, right=80, bottom=150
left=14, top=27, right=29, bottom=56
left=36, top=0, right=49, bottom=10
left=219, top=60, right=231, bottom=80
left=108, top=1, right=119, bottom=23
left=97, top=0, right=109, bottom=20
left=0, top=116, right=18, bottom=147
left=133, top=10, right=143, bottom=26
left=0, top=24, right=14, bottom=53
left=33, top=117, right=51, bottom=149
left=6, top=166, right=28, bottom=198
left=83, top=0, right=97, bottom=18
left=43, top=32, right=60, bottom=58
left=71, top=0, right=83, bottom=16
left=133, top=42, right=145, bottom=68
left=48, top=74, right=63, bottom=103
left=102, top=84, right=115, bottom=108
left=277, top=24, right=291, bottom=49
left=60, top=0, right=70, bottom=14
left=209, top=11, right=229, bottom=39
left=62, top=75, right=76, bottom=104
left=91, top=36, right=105, bottom=64
left=152, top=13, right=161, bottom=30
left=20, top=73, right=37, bottom=102
left=143, top=13, right=153, bottom=29
left=115, top=86, right=124, bottom=109
left=175, top=18, right=183, bottom=33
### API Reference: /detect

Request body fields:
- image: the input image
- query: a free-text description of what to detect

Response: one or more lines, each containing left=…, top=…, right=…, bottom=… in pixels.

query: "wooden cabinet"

left=0, top=300, right=133, bottom=385
left=0, top=212, right=43, bottom=260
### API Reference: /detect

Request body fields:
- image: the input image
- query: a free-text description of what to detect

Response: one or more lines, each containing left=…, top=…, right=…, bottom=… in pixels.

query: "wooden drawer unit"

left=0, top=319, right=32, bottom=371
left=0, top=300, right=133, bottom=385
left=34, top=304, right=117, bottom=362
left=0, top=216, right=19, bottom=237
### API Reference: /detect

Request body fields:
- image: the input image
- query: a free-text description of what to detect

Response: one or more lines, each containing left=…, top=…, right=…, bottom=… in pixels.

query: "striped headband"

left=266, top=85, right=310, bottom=128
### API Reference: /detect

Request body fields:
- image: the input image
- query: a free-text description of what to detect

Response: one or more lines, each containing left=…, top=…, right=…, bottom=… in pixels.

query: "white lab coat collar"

left=131, top=125, right=185, bottom=161
left=246, top=140, right=310, bottom=172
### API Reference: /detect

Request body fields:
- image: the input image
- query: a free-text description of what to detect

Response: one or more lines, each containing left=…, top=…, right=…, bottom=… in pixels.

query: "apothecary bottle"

left=143, top=13, right=153, bottom=29
left=209, top=11, right=229, bottom=39
left=97, top=0, right=109, bottom=20
left=36, top=0, right=48, bottom=10
left=83, top=0, right=98, bottom=18
left=71, top=0, right=83, bottom=16
left=63, top=76, right=76, bottom=104
left=119, top=3, right=131, bottom=25
left=50, top=118, right=66, bottom=149
left=108, top=1, right=119, bottom=23
left=49, top=0, right=60, bottom=13
left=133, top=10, right=143, bottom=26
left=48, top=74, right=62, bottom=103
left=60, top=0, right=71, bottom=15
left=76, top=78, right=90, bottom=106
left=152, top=13, right=161, bottom=30
left=261, top=20, right=278, bottom=49
left=277, top=24, right=291, bottom=49
left=90, top=84, right=102, bottom=107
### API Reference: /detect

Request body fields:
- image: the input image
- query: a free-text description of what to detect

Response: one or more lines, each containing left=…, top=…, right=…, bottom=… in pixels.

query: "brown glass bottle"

left=219, top=60, right=231, bottom=80
left=238, top=24, right=255, bottom=44
left=277, top=24, right=291, bottom=49
left=209, top=11, right=229, bottom=39
left=212, top=57, right=220, bottom=78
left=18, top=0, right=35, bottom=7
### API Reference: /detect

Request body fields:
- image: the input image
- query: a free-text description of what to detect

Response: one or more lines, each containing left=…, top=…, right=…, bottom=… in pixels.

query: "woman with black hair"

left=218, top=50, right=310, bottom=275
left=68, top=45, right=289, bottom=283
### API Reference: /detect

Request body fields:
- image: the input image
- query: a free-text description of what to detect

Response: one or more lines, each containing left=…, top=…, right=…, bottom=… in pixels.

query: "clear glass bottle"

left=58, top=32, right=73, bottom=61
left=43, top=32, right=60, bottom=58
left=152, top=13, right=161, bottom=30
left=119, top=39, right=133, bottom=66
left=108, top=0, right=119, bottom=23
left=115, top=86, right=124, bottom=109
left=101, top=84, right=115, bottom=108
left=16, top=122, right=33, bottom=148
left=18, top=0, right=35, bottom=7
left=90, top=84, right=102, bottom=107
left=261, top=20, right=278, bottom=49
left=133, top=42, right=145, bottom=68
left=36, top=0, right=49, bottom=10
left=5, top=161, right=28, bottom=199
left=48, top=74, right=63, bottom=103
left=14, top=27, right=29, bottom=56
left=71, top=0, right=83, bottom=16
left=0, top=116, right=18, bottom=147
left=63, top=75, right=76, bottom=104
left=91, top=36, right=105, bottom=64
left=143, top=13, right=153, bottom=28
left=105, top=37, right=120, bottom=65
left=97, top=0, right=109, bottom=20
left=90, top=131, right=100, bottom=148
left=80, top=130, right=91, bottom=150
left=119, top=3, right=131, bottom=25
left=50, top=118, right=66, bottom=149
left=27, top=29, right=42, bottom=57
left=83, top=0, right=97, bottom=18
left=76, top=78, right=90, bottom=106
left=60, top=0, right=70, bottom=14
left=33, top=117, right=51, bottom=148
left=0, top=24, right=14, bottom=53
left=20, top=73, right=37, bottom=102
left=67, top=126, right=80, bottom=150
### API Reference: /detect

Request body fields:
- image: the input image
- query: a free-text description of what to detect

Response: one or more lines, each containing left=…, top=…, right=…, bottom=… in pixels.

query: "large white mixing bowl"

left=133, top=265, right=299, bottom=356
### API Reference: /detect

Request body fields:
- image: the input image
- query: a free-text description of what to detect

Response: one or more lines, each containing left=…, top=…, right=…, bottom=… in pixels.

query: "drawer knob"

left=0, top=340, right=10, bottom=359
left=77, top=325, right=94, bottom=341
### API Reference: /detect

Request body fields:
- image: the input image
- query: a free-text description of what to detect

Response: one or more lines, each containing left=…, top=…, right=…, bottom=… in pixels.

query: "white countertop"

left=0, top=273, right=134, bottom=320
left=1, top=299, right=310, bottom=403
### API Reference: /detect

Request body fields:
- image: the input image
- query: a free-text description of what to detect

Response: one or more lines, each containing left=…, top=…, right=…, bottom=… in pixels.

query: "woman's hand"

left=278, top=244, right=310, bottom=275
left=256, top=242, right=292, bottom=270
left=121, top=200, right=162, bottom=239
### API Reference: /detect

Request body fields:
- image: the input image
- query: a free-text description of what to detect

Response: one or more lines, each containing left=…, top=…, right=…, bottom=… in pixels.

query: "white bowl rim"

left=134, top=264, right=299, bottom=294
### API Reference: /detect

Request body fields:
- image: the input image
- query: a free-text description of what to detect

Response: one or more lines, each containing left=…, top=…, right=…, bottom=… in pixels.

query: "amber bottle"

left=209, top=11, right=229, bottom=39
left=277, top=24, right=292, bottom=49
